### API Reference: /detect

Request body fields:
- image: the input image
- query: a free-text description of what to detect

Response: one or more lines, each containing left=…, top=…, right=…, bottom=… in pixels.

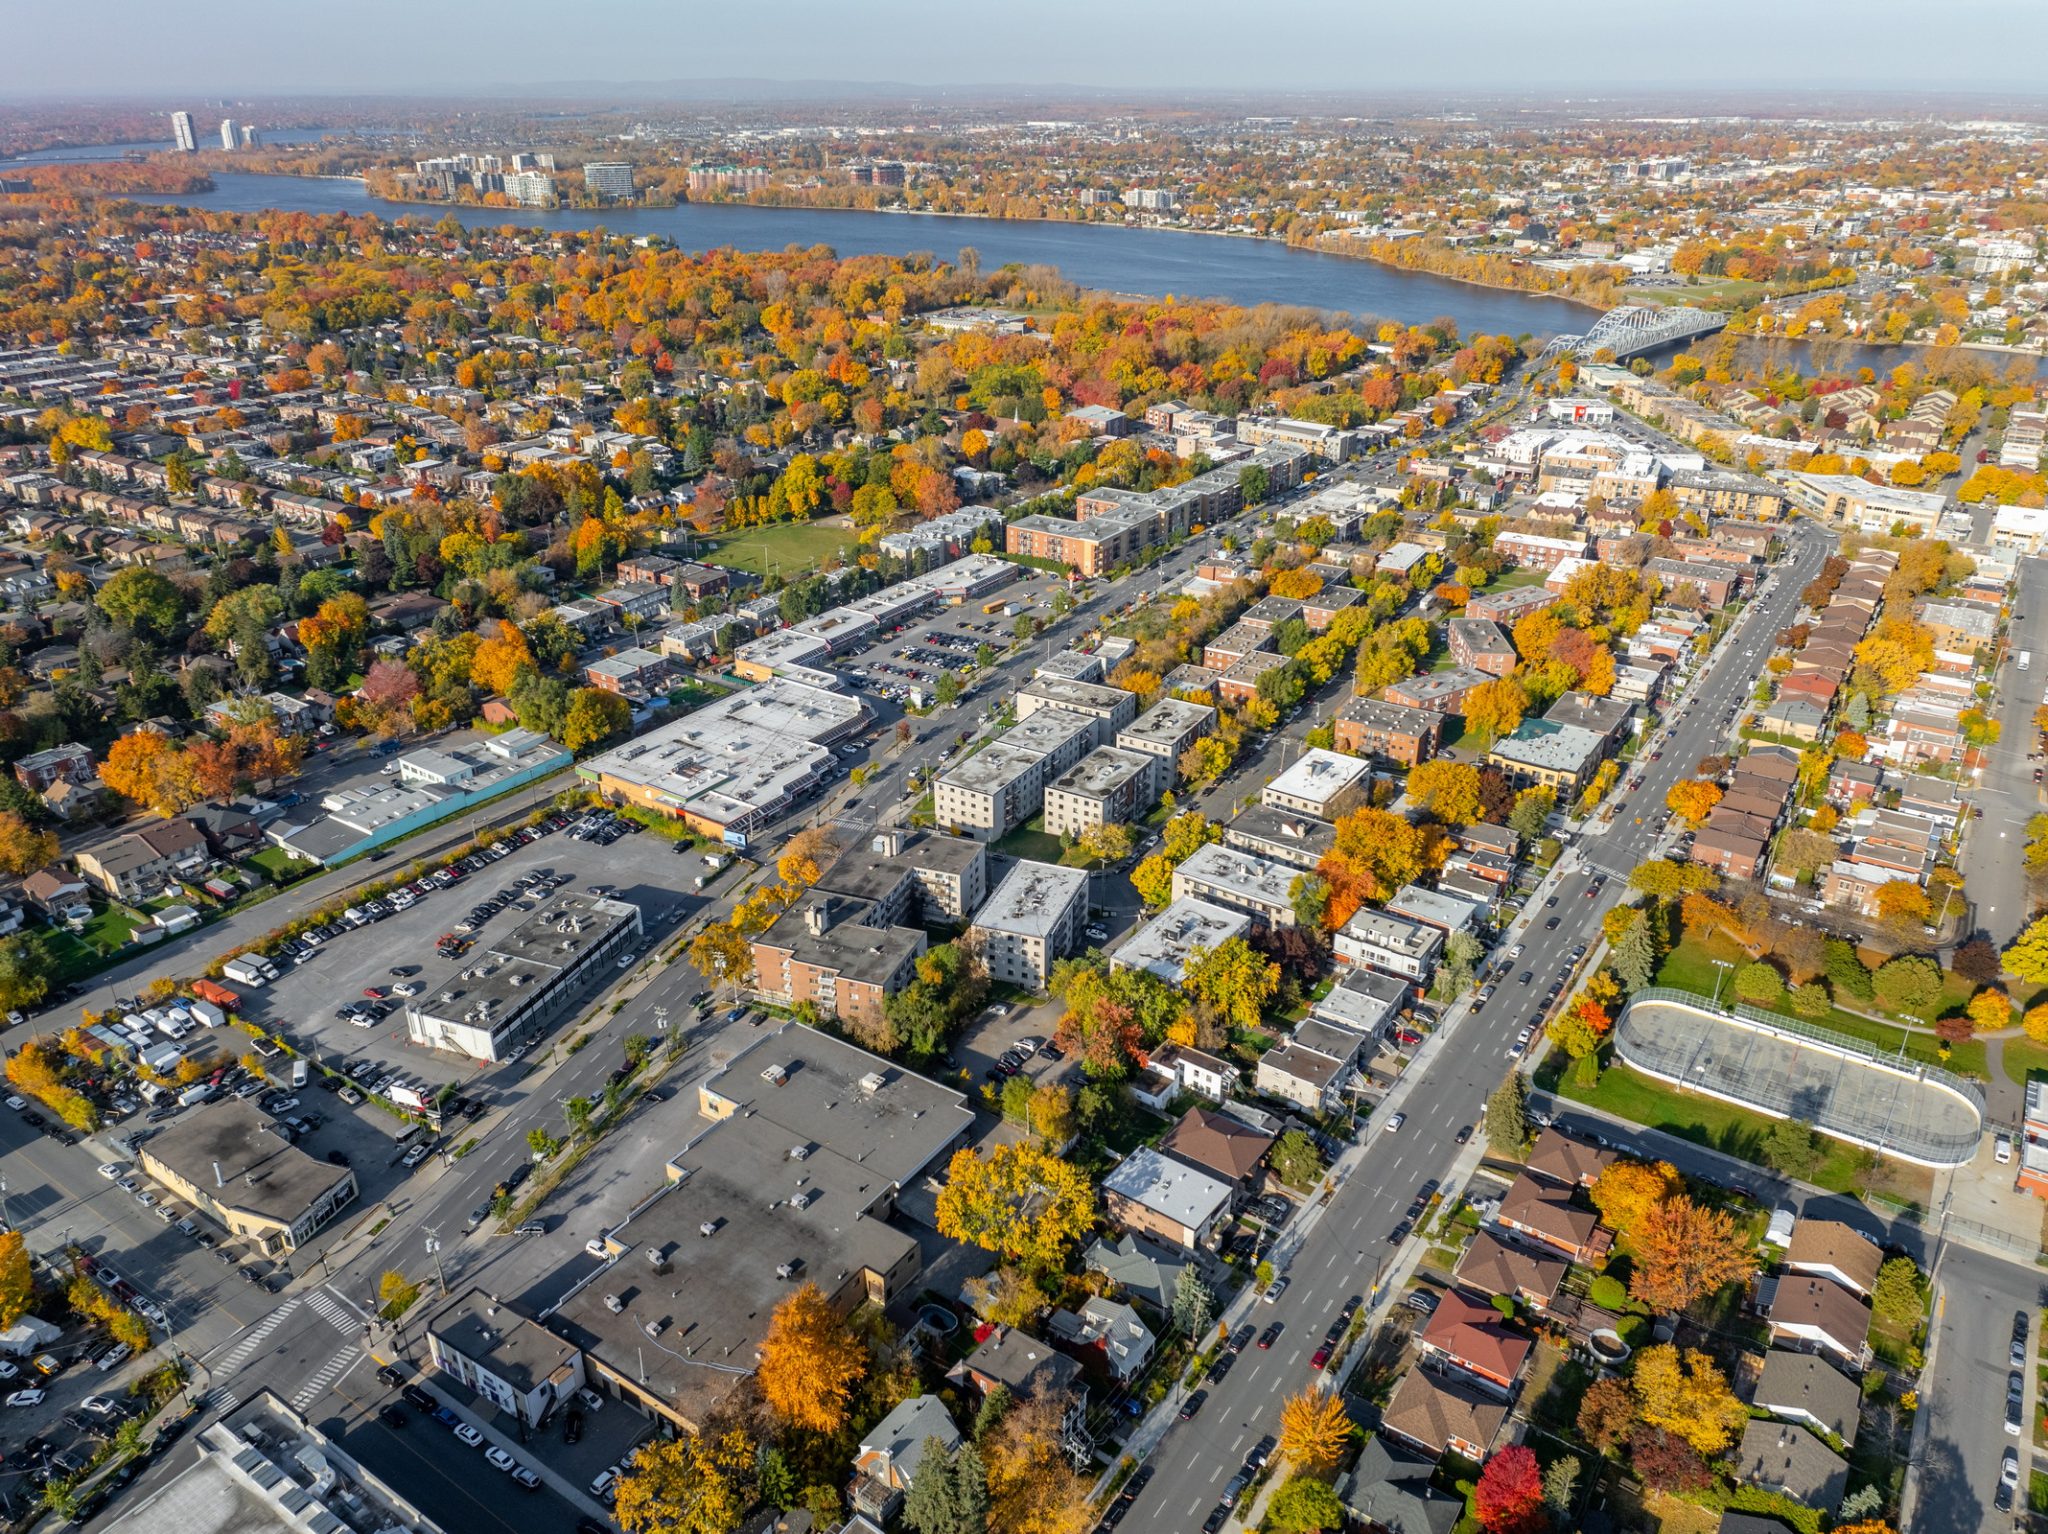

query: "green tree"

left=934, top=672, right=962, bottom=706
left=1789, top=981, right=1832, bottom=1019
left=1239, top=463, right=1271, bottom=508
left=1823, top=937, right=1874, bottom=1000
left=1871, top=1256, right=1928, bottom=1333
left=1763, top=1118, right=1824, bottom=1179
left=0, top=934, right=53, bottom=1014
left=1289, top=873, right=1331, bottom=930
left=1170, top=1266, right=1215, bottom=1337
left=1733, top=961, right=1782, bottom=1006
left=1508, top=786, right=1556, bottom=845
left=95, top=566, right=186, bottom=639
left=1610, top=911, right=1656, bottom=993
left=1265, top=1476, right=1346, bottom=1534
left=1872, top=954, right=1942, bottom=1015
left=1484, top=1072, right=1530, bottom=1155
left=1270, top=1130, right=1327, bottom=1189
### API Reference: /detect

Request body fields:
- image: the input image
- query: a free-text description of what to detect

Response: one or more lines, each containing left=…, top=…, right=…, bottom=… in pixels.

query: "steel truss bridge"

left=1538, top=303, right=1728, bottom=363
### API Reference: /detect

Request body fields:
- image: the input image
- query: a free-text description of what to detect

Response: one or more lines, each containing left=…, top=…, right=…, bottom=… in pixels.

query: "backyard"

left=702, top=521, right=855, bottom=577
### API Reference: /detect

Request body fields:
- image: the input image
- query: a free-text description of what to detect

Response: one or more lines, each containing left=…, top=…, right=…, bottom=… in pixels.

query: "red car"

left=363, top=987, right=388, bottom=1000
left=1310, top=1346, right=1332, bottom=1370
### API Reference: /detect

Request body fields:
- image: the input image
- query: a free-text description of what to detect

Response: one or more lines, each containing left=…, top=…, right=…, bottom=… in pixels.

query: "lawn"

left=1624, top=277, right=1769, bottom=310
left=993, top=822, right=1067, bottom=864
left=1655, top=934, right=1986, bottom=1078
left=666, top=677, right=735, bottom=712
left=2006, top=1038, right=2048, bottom=1089
left=248, top=845, right=309, bottom=883
left=702, top=522, right=854, bottom=578
left=1487, top=565, right=1553, bottom=592
left=1545, top=1054, right=1936, bottom=1211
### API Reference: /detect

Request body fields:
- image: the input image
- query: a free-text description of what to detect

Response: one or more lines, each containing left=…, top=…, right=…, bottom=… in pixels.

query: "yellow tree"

left=934, top=1143, right=1096, bottom=1268
left=1664, top=779, right=1723, bottom=828
left=0, top=812, right=57, bottom=877
left=686, top=921, right=755, bottom=988
left=1181, top=937, right=1280, bottom=1033
left=776, top=826, right=838, bottom=890
left=99, top=731, right=203, bottom=818
left=1406, top=760, right=1482, bottom=825
left=0, top=1230, right=32, bottom=1328
left=1463, top=677, right=1527, bottom=741
left=985, top=1392, right=1092, bottom=1534
left=612, top=1430, right=755, bottom=1534
left=1968, top=988, right=2012, bottom=1032
left=757, top=1282, right=866, bottom=1434
left=470, top=624, right=535, bottom=695
left=1588, top=1159, right=1683, bottom=1235
left=1629, top=1196, right=1756, bottom=1313
left=1278, top=1388, right=1352, bottom=1474
left=1631, top=1344, right=1747, bottom=1454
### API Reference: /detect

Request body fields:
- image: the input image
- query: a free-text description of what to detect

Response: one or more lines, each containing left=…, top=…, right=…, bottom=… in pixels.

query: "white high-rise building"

left=504, top=171, right=556, bottom=207
left=239, top=124, right=260, bottom=150
left=582, top=161, right=635, bottom=200
left=219, top=118, right=239, bottom=151
left=171, top=112, right=195, bottom=152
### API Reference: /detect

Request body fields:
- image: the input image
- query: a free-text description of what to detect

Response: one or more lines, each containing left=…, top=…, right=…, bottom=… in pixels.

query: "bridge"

left=1538, top=303, right=1727, bottom=363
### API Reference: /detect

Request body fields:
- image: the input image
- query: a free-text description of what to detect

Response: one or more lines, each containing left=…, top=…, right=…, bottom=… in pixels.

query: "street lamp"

left=1708, top=958, right=1735, bottom=1009
left=424, top=1229, right=446, bottom=1297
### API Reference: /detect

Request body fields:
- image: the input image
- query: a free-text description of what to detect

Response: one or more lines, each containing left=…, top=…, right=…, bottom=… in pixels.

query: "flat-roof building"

left=814, top=827, right=989, bottom=926
left=1042, top=747, right=1155, bottom=838
left=139, top=1099, right=357, bottom=1256
left=1334, top=907, right=1443, bottom=982
left=933, top=741, right=1048, bottom=842
left=1485, top=717, right=1607, bottom=794
left=1110, top=897, right=1252, bottom=986
left=427, top=1287, right=586, bottom=1429
left=1015, top=677, right=1138, bottom=745
left=971, top=860, right=1090, bottom=988
left=1116, top=698, right=1217, bottom=798
left=751, top=897, right=928, bottom=1031
left=1333, top=695, right=1441, bottom=767
left=1222, top=803, right=1337, bottom=872
left=1261, top=748, right=1373, bottom=823
left=1171, top=842, right=1298, bottom=927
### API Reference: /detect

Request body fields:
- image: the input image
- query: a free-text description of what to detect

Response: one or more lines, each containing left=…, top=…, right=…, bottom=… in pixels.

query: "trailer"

left=190, top=980, right=239, bottom=1009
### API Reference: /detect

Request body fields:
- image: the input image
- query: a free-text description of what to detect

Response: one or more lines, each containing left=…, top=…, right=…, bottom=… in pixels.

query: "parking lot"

left=230, top=812, right=710, bottom=1102
left=837, top=569, right=1066, bottom=706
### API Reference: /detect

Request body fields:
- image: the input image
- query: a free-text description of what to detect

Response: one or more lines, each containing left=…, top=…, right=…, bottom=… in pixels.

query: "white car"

left=136, top=1191, right=155, bottom=1207
left=586, top=1238, right=611, bottom=1259
left=615, top=953, right=637, bottom=970
left=511, top=1466, right=542, bottom=1489
left=453, top=1423, right=484, bottom=1447
left=392, top=982, right=420, bottom=998
left=5, top=1389, right=43, bottom=1408
left=576, top=1387, right=604, bottom=1412
left=1385, top=1112, right=1406, bottom=1133
left=97, top=1163, right=125, bottom=1180
left=1998, top=1134, right=2015, bottom=1164
left=485, top=1447, right=517, bottom=1473
left=0, top=1361, right=17, bottom=1381
left=2, top=1097, right=22, bottom=1111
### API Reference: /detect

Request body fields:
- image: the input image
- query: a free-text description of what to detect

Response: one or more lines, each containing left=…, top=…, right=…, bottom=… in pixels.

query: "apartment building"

left=1260, top=748, right=1372, bottom=823
left=1334, top=907, right=1443, bottom=982
left=970, top=860, right=1089, bottom=989
left=1333, top=695, right=1441, bottom=766
left=1447, top=618, right=1518, bottom=677
left=750, top=898, right=928, bottom=1032
left=1041, top=747, right=1155, bottom=837
left=1115, top=698, right=1217, bottom=797
left=1014, top=676, right=1139, bottom=745
left=1170, top=843, right=1298, bottom=928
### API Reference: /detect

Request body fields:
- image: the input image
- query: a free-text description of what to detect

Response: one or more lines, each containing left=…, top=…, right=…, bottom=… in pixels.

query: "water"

left=122, top=172, right=1600, bottom=338
left=4, top=132, right=331, bottom=165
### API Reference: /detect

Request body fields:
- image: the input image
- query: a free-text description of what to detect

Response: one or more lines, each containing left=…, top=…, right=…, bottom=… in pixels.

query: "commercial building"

left=1041, top=747, right=1155, bottom=837
left=101, top=1393, right=446, bottom=1534
left=426, top=1288, right=586, bottom=1429
left=1775, top=472, right=1946, bottom=534
left=582, top=161, right=636, bottom=198
left=1261, top=747, right=1372, bottom=823
left=1170, top=843, right=1298, bottom=927
left=578, top=675, right=865, bottom=846
left=1110, top=897, right=1251, bottom=986
left=403, top=892, right=643, bottom=1062
left=970, top=860, right=1089, bottom=988
left=138, top=1099, right=358, bottom=1256
left=549, top=1025, right=971, bottom=1432
left=750, top=897, right=928, bottom=1031
left=1333, top=695, right=1441, bottom=766
left=1115, top=698, right=1216, bottom=797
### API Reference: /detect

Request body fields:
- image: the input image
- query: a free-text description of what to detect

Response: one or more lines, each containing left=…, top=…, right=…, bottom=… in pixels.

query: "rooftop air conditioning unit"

left=857, top=1071, right=886, bottom=1095
left=761, top=1064, right=788, bottom=1086
left=775, top=1263, right=795, bottom=1281
left=643, top=1318, right=666, bottom=1338
left=603, top=1294, right=623, bottom=1314
left=699, top=1221, right=718, bottom=1238
left=788, top=1145, right=810, bottom=1160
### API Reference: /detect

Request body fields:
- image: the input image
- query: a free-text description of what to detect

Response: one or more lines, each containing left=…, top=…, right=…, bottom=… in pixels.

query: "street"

left=1965, top=552, right=2046, bottom=948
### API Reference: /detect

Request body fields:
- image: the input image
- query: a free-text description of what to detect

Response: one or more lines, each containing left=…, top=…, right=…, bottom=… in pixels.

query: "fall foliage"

left=756, top=1281, right=867, bottom=1434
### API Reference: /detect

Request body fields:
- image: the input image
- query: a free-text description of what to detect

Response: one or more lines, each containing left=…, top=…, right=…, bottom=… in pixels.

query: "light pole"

left=1708, top=958, right=1734, bottom=1009
left=424, top=1229, right=446, bottom=1297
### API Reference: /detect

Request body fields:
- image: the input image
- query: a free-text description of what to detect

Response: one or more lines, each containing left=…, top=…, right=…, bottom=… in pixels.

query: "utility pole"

left=424, top=1228, right=446, bottom=1296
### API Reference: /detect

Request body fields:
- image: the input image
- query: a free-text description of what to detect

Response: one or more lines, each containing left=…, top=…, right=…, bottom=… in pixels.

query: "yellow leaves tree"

left=470, top=624, right=534, bottom=696
left=1968, top=988, right=2012, bottom=1033
left=0, top=812, right=57, bottom=877
left=1664, top=779, right=1723, bottom=829
left=612, top=1429, right=756, bottom=1534
left=0, top=1230, right=33, bottom=1329
left=686, top=921, right=755, bottom=990
left=985, top=1391, right=1092, bottom=1534
left=1628, top=1196, right=1756, bottom=1314
left=1588, top=1159, right=1683, bottom=1235
left=1406, top=760, right=1482, bottom=826
left=934, top=1143, right=1096, bottom=1269
left=1630, top=1344, right=1748, bottom=1455
left=101, top=730, right=203, bottom=817
left=776, top=826, right=837, bottom=891
left=1268, top=567, right=1324, bottom=600
left=757, top=1281, right=867, bottom=1434
left=1278, top=1388, right=1353, bottom=1474
left=1181, top=937, right=1280, bottom=1033
left=1318, top=807, right=1449, bottom=929
left=1462, top=677, right=1527, bottom=742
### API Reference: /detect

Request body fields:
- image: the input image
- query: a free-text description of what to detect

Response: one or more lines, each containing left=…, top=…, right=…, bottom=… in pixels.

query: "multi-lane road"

left=1117, top=519, right=1835, bottom=1533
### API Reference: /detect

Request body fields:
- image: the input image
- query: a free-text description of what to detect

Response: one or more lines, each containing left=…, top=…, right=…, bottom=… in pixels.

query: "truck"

left=291, top=1059, right=309, bottom=1089
left=221, top=959, right=268, bottom=988
left=187, top=999, right=226, bottom=1029
left=2023, top=651, right=2033, bottom=673
left=702, top=852, right=730, bottom=875
left=190, top=980, right=239, bottom=1010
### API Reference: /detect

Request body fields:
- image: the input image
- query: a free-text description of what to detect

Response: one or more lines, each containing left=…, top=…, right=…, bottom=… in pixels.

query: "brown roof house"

left=1159, top=1107, right=1275, bottom=1196
left=948, top=1327, right=1084, bottom=1438
left=1495, top=1172, right=1613, bottom=1265
left=1523, top=1128, right=1615, bottom=1188
left=1379, top=1367, right=1509, bottom=1460
left=1417, top=1288, right=1532, bottom=1393
left=1782, top=1219, right=1883, bottom=1300
left=74, top=818, right=208, bottom=902
left=1768, top=1275, right=1871, bottom=1367
left=1454, top=1231, right=1568, bottom=1314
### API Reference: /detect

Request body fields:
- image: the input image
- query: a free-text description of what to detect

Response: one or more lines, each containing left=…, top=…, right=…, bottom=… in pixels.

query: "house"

left=1453, top=1231, right=1568, bottom=1313
left=1101, top=1146, right=1234, bottom=1249
left=1084, top=1233, right=1193, bottom=1313
left=21, top=868, right=90, bottom=924
left=1751, top=1350, right=1860, bottom=1445
left=1734, top=1420, right=1849, bottom=1514
left=852, top=1397, right=961, bottom=1524
left=1310, top=964, right=1409, bottom=1036
left=1047, top=1297, right=1153, bottom=1381
left=1255, top=1022, right=1362, bottom=1115
left=1334, top=907, right=1442, bottom=982
left=1495, top=1171, right=1613, bottom=1264
left=1416, top=1288, right=1532, bottom=1392
left=1782, top=1219, right=1883, bottom=1299
left=12, top=742, right=95, bottom=794
left=1337, top=1435, right=1464, bottom=1534
left=1378, top=1366, right=1508, bottom=1460
left=948, top=1328, right=1085, bottom=1434
left=74, top=818, right=208, bottom=901
left=1768, top=1275, right=1871, bottom=1366
left=1142, top=1043, right=1239, bottom=1104
left=1523, top=1128, right=1615, bottom=1188
left=1159, top=1107, right=1274, bottom=1196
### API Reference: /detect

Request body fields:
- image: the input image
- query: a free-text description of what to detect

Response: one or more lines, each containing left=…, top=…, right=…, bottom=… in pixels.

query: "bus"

left=982, top=598, right=1007, bottom=614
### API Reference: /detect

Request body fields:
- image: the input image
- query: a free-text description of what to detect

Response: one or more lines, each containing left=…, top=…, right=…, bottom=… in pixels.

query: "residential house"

left=1159, top=1107, right=1274, bottom=1200
left=1733, top=1420, right=1849, bottom=1515
left=1453, top=1231, right=1569, bottom=1313
left=1142, top=1044, right=1239, bottom=1104
left=1083, top=1234, right=1193, bottom=1313
left=1337, top=1435, right=1464, bottom=1534
left=1046, top=1297, right=1153, bottom=1381
left=1334, top=907, right=1442, bottom=983
left=1751, top=1350, right=1860, bottom=1446
left=1782, top=1219, right=1883, bottom=1300
left=1378, top=1367, right=1508, bottom=1460
left=948, top=1328, right=1085, bottom=1436
left=1416, top=1289, right=1532, bottom=1393
left=1768, top=1275, right=1871, bottom=1367
left=74, top=818, right=208, bottom=901
left=1255, top=1025, right=1360, bottom=1116
left=12, top=742, right=94, bottom=794
left=850, top=1396, right=961, bottom=1525
left=1495, top=1171, right=1613, bottom=1264
left=1101, top=1146, right=1234, bottom=1250
left=1524, top=1128, right=1616, bottom=1188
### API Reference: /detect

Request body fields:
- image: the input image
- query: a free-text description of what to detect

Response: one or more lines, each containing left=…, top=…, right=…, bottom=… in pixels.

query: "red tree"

left=1629, top=1427, right=1712, bottom=1494
left=1473, top=1445, right=1548, bottom=1534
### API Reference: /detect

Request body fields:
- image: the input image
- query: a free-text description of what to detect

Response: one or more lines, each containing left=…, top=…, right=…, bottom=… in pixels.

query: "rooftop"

left=428, top=1287, right=581, bottom=1397
left=1172, top=842, right=1297, bottom=909
left=1045, top=747, right=1153, bottom=802
left=1101, top=1145, right=1234, bottom=1230
left=1263, top=748, right=1372, bottom=811
left=973, top=860, right=1089, bottom=939
left=1110, top=897, right=1251, bottom=985
left=407, top=892, right=640, bottom=1043
left=141, top=1099, right=352, bottom=1228
left=1117, top=697, right=1216, bottom=749
left=1489, top=717, right=1606, bottom=773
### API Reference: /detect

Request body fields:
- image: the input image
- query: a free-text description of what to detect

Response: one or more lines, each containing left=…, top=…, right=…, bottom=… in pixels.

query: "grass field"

left=1488, top=566, right=1553, bottom=592
left=2007, top=1038, right=2048, bottom=1088
left=703, top=522, right=854, bottom=578
left=1624, top=278, right=1768, bottom=309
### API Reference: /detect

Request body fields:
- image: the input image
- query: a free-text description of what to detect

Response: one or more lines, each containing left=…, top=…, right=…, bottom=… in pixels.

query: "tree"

left=1508, top=786, right=1555, bottom=845
left=1628, top=1426, right=1712, bottom=1494
left=1576, top=1377, right=1635, bottom=1455
left=100, top=730, right=203, bottom=817
left=1473, top=1445, right=1546, bottom=1534
left=1484, top=1072, right=1529, bottom=1155
left=613, top=1429, right=757, bottom=1534
left=1181, top=937, right=1279, bottom=1033
left=1265, top=1476, right=1347, bottom=1534
left=686, top=921, right=753, bottom=989
left=1629, top=1199, right=1755, bottom=1315
left=1464, top=677, right=1527, bottom=741
left=0, top=1231, right=32, bottom=1329
left=1969, top=988, right=2013, bottom=1033
left=1626, top=858, right=1718, bottom=897
left=1664, top=779, right=1723, bottom=828
left=1610, top=913, right=1657, bottom=994
left=1541, top=1458, right=1579, bottom=1520
left=0, top=936, right=54, bottom=1016
left=984, top=1392, right=1089, bottom=1534
left=1872, top=954, right=1942, bottom=1016
left=1170, top=1266, right=1215, bottom=1338
left=96, top=566, right=185, bottom=639
left=904, top=1438, right=986, bottom=1534
left=1824, top=937, right=1874, bottom=999
left=1408, top=760, right=1483, bottom=825
left=561, top=688, right=631, bottom=750
left=1589, top=1159, right=1683, bottom=1235
left=1764, top=1118, right=1826, bottom=1179
left=1870, top=1256, right=1928, bottom=1334
left=1630, top=1344, right=1747, bottom=1455
left=758, top=1282, right=866, bottom=1434
left=934, top=1143, right=1095, bottom=1268
left=376, top=1269, right=420, bottom=1318
left=1733, top=961, right=1782, bottom=1006
left=0, top=812, right=56, bottom=878
left=1270, top=1132, right=1328, bottom=1192
left=1873, top=879, right=1933, bottom=933
left=1278, top=1388, right=1351, bottom=1475
left=1772, top=923, right=1828, bottom=986
left=1952, top=936, right=2003, bottom=987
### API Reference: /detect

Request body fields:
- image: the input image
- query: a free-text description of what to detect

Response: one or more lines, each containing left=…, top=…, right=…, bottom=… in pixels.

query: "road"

left=1964, top=553, right=2045, bottom=948
left=1117, top=520, right=1832, bottom=1533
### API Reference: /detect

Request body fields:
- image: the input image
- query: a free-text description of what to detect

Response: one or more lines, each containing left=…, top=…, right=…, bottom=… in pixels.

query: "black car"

left=401, top=1385, right=437, bottom=1412
left=1207, top=1352, right=1234, bottom=1383
left=376, top=1364, right=406, bottom=1388
left=1227, top=1325, right=1254, bottom=1354
left=1101, top=1498, right=1130, bottom=1527
left=1203, top=1506, right=1230, bottom=1534
left=377, top=1405, right=409, bottom=1430
left=1121, top=1465, right=1153, bottom=1502
left=1258, top=1323, right=1283, bottom=1349
left=1179, top=1389, right=1207, bottom=1420
left=564, top=1407, right=585, bottom=1444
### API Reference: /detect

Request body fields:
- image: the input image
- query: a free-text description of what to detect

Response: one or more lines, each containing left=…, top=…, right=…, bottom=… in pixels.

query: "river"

left=114, top=171, right=1599, bottom=339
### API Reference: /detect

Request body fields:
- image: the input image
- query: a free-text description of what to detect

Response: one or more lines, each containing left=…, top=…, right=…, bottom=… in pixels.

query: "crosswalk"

left=303, top=1288, right=361, bottom=1332
left=201, top=1386, right=238, bottom=1416
left=211, top=1298, right=301, bottom=1373
left=290, top=1345, right=362, bottom=1413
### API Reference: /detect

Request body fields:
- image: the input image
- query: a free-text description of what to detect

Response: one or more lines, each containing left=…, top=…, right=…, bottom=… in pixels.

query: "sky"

left=6, top=0, right=2048, bottom=98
